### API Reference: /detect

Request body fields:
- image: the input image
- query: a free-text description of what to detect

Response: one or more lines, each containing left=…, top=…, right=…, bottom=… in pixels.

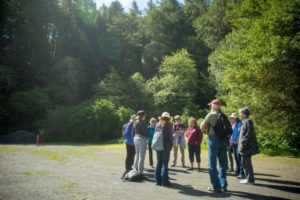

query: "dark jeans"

left=155, top=150, right=170, bottom=185
left=241, top=155, right=255, bottom=183
left=188, top=144, right=201, bottom=163
left=233, top=144, right=244, bottom=176
left=208, top=135, right=228, bottom=190
left=227, top=145, right=234, bottom=169
left=124, top=144, right=135, bottom=176
left=148, top=144, right=153, bottom=166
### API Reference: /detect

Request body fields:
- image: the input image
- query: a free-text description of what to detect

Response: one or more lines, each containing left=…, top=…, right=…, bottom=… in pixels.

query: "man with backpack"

left=200, top=99, right=232, bottom=193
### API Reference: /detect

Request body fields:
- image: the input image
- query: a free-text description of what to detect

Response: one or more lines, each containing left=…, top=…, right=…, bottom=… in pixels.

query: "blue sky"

left=95, top=0, right=184, bottom=12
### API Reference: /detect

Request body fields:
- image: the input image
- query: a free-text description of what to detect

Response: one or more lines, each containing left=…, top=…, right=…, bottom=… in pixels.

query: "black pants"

left=241, top=155, right=254, bottom=183
left=124, top=144, right=135, bottom=175
left=188, top=144, right=201, bottom=163
left=148, top=144, right=153, bottom=166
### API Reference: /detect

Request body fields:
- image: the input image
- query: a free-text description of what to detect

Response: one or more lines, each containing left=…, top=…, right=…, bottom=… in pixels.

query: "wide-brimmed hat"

left=161, top=112, right=171, bottom=119
left=229, top=113, right=237, bottom=119
left=174, top=115, right=181, bottom=120
left=208, top=99, right=221, bottom=106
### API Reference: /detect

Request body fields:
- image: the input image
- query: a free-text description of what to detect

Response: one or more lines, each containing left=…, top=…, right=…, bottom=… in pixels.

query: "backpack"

left=123, top=169, right=143, bottom=182
left=151, top=125, right=164, bottom=151
left=210, top=112, right=233, bottom=139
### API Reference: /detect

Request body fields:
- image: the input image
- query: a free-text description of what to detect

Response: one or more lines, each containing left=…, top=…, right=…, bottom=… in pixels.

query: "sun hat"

left=208, top=99, right=221, bottom=106
left=229, top=113, right=237, bottom=118
left=161, top=112, right=171, bottom=119
left=174, top=115, right=181, bottom=120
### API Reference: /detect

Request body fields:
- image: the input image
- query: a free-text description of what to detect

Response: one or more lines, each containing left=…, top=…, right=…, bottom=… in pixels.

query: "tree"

left=209, top=0, right=300, bottom=154
left=147, top=49, right=198, bottom=114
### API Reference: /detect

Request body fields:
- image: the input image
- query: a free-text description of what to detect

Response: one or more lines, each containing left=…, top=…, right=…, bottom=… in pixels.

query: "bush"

left=44, top=99, right=134, bottom=143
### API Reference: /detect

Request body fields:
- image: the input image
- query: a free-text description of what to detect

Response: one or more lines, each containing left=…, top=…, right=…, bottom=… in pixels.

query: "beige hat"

left=229, top=113, right=237, bottom=118
left=161, top=112, right=171, bottom=119
left=174, top=115, right=181, bottom=120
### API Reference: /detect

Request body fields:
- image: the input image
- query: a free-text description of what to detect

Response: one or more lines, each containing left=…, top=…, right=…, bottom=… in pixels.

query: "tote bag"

left=151, top=127, right=164, bottom=151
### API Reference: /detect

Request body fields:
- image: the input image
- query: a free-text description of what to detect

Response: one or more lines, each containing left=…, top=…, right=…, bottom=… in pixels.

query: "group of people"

left=121, top=99, right=259, bottom=193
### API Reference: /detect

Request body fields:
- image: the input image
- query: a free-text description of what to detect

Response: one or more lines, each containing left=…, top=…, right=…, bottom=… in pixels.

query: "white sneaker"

left=240, top=179, right=254, bottom=185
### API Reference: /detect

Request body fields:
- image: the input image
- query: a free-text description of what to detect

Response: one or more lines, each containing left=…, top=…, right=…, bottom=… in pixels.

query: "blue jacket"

left=123, top=122, right=134, bottom=145
left=231, top=121, right=242, bottom=143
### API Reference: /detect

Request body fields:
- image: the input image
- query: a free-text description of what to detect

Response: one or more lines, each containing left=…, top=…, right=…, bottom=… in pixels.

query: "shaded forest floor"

left=0, top=144, right=300, bottom=200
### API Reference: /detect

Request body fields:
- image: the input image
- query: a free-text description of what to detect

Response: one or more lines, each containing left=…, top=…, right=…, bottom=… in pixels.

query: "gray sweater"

left=134, top=120, right=148, bottom=138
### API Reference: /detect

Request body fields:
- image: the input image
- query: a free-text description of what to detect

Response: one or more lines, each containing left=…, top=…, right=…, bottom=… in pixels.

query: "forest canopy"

left=1, top=0, right=299, bottom=155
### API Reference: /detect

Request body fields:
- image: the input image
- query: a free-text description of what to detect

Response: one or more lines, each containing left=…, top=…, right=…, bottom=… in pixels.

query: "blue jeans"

left=155, top=150, right=170, bottom=185
left=233, top=144, right=244, bottom=176
left=208, top=135, right=228, bottom=190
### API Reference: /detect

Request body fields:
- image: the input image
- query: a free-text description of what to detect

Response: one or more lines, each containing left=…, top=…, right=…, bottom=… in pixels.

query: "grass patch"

left=0, top=145, right=25, bottom=153
left=22, top=170, right=48, bottom=176
left=33, top=148, right=68, bottom=161
left=63, top=180, right=78, bottom=189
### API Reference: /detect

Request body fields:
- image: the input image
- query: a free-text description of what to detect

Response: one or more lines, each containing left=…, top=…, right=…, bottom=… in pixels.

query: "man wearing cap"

left=229, top=113, right=244, bottom=178
left=121, top=115, right=136, bottom=179
left=171, top=115, right=186, bottom=167
left=238, top=107, right=259, bottom=184
left=200, top=99, right=228, bottom=193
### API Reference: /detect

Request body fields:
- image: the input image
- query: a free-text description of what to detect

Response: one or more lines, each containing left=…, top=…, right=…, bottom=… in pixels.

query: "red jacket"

left=186, top=127, right=203, bottom=146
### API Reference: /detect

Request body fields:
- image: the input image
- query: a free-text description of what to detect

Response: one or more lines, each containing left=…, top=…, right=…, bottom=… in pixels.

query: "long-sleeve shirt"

left=123, top=122, right=134, bottom=145
left=186, top=127, right=203, bottom=146
left=230, top=121, right=242, bottom=144
left=147, top=125, right=155, bottom=145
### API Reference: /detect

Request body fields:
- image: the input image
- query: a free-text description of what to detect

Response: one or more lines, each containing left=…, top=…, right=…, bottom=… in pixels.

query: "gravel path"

left=0, top=144, right=299, bottom=200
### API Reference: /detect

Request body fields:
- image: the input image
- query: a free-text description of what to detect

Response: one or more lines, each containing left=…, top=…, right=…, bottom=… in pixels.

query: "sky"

left=95, top=0, right=184, bottom=12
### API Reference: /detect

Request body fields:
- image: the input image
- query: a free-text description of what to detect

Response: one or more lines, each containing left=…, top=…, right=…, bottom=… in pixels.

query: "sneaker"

left=240, top=179, right=254, bottom=185
left=207, top=187, right=222, bottom=193
left=221, top=187, right=228, bottom=192
left=236, top=175, right=245, bottom=179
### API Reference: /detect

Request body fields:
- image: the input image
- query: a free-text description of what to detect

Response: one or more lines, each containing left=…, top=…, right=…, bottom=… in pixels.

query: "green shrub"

left=44, top=99, right=134, bottom=143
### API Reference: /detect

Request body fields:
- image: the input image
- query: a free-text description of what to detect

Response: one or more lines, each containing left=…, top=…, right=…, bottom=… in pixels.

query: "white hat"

left=161, top=112, right=170, bottom=119
left=229, top=113, right=237, bottom=118
left=174, top=115, right=181, bottom=120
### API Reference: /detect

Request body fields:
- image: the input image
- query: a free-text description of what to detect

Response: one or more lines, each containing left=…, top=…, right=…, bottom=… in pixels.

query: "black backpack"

left=210, top=112, right=233, bottom=139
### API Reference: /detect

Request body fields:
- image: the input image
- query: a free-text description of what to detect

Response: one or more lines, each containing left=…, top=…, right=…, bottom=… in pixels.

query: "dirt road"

left=0, top=144, right=299, bottom=200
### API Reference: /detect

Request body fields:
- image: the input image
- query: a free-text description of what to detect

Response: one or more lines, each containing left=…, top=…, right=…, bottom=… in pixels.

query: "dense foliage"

left=1, top=0, right=298, bottom=155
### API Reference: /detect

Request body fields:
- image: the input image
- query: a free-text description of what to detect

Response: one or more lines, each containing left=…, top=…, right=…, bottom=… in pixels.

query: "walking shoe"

left=182, top=164, right=186, bottom=168
left=207, top=187, right=222, bottom=193
left=236, top=174, right=245, bottom=179
left=171, top=164, right=176, bottom=167
left=197, top=168, right=201, bottom=172
left=240, top=179, right=254, bottom=185
left=221, top=188, right=228, bottom=192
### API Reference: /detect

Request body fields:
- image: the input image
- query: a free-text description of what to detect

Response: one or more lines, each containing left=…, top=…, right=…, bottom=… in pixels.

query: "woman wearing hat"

left=171, top=115, right=186, bottom=167
left=229, top=113, right=244, bottom=178
left=154, top=112, right=173, bottom=186
left=238, top=107, right=259, bottom=184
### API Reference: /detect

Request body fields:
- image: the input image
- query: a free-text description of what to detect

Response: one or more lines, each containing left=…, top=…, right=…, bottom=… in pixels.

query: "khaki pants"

left=172, top=138, right=185, bottom=165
